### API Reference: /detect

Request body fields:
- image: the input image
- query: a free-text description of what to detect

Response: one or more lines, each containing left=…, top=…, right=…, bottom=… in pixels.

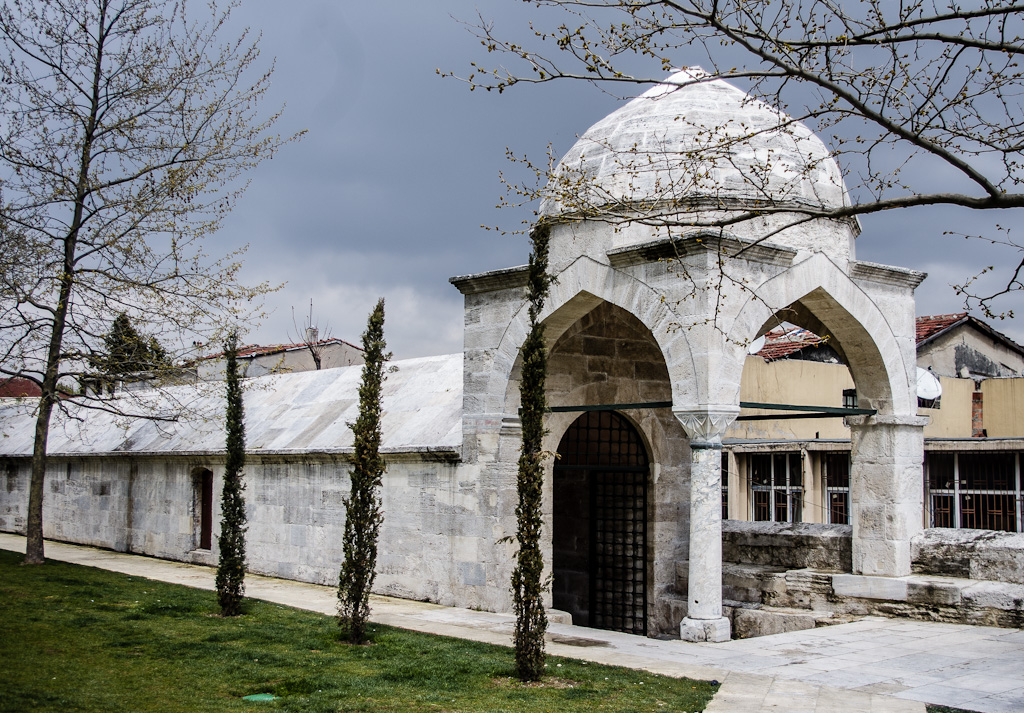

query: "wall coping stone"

left=449, top=265, right=529, bottom=294
left=723, top=519, right=853, bottom=539
left=848, top=260, right=926, bottom=288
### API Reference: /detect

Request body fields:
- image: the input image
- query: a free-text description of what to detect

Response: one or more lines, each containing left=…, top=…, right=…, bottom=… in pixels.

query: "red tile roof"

left=915, top=313, right=968, bottom=344
left=753, top=313, right=1005, bottom=361
left=0, top=377, right=41, bottom=398
left=755, top=328, right=829, bottom=361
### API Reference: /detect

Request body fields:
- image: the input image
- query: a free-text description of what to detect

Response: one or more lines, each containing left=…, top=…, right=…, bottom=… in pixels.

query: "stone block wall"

left=717, top=523, right=1024, bottom=636
left=722, top=519, right=853, bottom=571
left=912, top=527, right=1024, bottom=583
left=0, top=452, right=513, bottom=612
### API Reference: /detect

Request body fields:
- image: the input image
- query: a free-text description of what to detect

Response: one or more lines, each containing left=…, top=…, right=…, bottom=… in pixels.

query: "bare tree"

left=0, top=0, right=299, bottom=564
left=291, top=299, right=332, bottom=370
left=454, top=1, right=1024, bottom=317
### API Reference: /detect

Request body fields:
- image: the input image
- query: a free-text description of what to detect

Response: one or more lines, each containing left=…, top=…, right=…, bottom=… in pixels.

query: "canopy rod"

left=542, top=400, right=877, bottom=419
left=738, top=402, right=877, bottom=419
left=546, top=401, right=672, bottom=413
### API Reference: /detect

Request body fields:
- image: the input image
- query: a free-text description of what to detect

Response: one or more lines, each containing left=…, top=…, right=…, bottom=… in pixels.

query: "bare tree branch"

left=453, top=0, right=1024, bottom=317
left=0, top=0, right=302, bottom=564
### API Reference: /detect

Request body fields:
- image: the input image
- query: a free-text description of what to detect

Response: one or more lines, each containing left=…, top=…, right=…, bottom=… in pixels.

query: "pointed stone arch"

left=485, top=255, right=697, bottom=417
left=726, top=252, right=915, bottom=417
left=726, top=252, right=925, bottom=577
left=529, top=296, right=690, bottom=636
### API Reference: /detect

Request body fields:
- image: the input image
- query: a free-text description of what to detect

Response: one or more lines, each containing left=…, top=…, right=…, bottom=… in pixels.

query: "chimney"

left=305, top=326, right=318, bottom=344
left=971, top=391, right=985, bottom=438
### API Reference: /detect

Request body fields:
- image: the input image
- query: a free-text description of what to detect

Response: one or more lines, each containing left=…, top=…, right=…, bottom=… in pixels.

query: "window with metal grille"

left=822, top=452, right=851, bottom=525
left=925, top=452, right=1021, bottom=532
left=749, top=452, right=803, bottom=523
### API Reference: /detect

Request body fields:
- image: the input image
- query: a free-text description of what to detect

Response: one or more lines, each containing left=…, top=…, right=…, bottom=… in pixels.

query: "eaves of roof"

left=916, top=314, right=1024, bottom=358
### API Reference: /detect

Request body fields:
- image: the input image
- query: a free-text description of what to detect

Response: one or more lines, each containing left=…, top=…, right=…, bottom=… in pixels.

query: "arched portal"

left=553, top=410, right=650, bottom=635
left=726, top=261, right=926, bottom=577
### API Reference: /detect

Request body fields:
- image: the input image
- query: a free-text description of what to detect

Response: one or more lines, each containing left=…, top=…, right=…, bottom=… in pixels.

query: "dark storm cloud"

left=214, top=1, right=1022, bottom=357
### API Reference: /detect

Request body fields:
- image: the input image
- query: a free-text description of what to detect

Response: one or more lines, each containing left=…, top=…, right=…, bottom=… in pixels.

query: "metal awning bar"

left=542, top=400, right=876, bottom=420
left=546, top=401, right=673, bottom=413
left=736, top=401, right=876, bottom=421
left=736, top=411, right=869, bottom=421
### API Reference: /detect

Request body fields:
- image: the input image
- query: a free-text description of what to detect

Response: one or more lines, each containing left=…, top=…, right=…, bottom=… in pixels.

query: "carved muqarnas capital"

left=673, top=407, right=739, bottom=447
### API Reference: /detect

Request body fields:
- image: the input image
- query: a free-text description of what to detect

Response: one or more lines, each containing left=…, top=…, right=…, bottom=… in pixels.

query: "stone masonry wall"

left=722, top=520, right=853, bottom=571
left=0, top=453, right=497, bottom=610
left=912, top=527, right=1024, bottom=583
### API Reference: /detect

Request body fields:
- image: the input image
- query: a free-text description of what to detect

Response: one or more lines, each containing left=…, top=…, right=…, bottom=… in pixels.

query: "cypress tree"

left=513, top=223, right=552, bottom=681
left=216, top=331, right=247, bottom=616
left=338, top=298, right=389, bottom=644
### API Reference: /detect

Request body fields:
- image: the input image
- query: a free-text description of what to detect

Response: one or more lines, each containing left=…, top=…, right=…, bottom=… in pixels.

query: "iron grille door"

left=553, top=410, right=650, bottom=636
left=590, top=469, right=648, bottom=635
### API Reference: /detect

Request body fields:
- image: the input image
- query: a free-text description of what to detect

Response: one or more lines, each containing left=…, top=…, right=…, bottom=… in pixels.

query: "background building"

left=725, top=313, right=1024, bottom=532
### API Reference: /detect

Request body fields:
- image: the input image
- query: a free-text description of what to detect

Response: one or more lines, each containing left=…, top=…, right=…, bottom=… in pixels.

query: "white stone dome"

left=539, top=68, right=849, bottom=219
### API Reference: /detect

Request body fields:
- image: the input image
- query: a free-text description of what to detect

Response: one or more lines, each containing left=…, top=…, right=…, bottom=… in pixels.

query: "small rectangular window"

left=842, top=389, right=858, bottom=409
left=823, top=452, right=851, bottom=525
left=721, top=452, right=729, bottom=520
left=925, top=452, right=1021, bottom=532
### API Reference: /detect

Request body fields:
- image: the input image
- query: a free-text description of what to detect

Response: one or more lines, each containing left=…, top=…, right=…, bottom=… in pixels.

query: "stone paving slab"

left=13, top=535, right=1024, bottom=712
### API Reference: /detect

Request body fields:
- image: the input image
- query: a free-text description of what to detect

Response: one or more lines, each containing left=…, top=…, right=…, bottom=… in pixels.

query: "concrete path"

left=4, top=534, right=1023, bottom=713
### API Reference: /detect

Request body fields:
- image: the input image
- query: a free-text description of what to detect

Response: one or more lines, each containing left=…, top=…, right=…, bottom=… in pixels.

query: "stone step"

left=723, top=600, right=844, bottom=639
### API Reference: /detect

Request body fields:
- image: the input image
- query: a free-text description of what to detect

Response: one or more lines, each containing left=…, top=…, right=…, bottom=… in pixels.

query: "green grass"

left=0, top=550, right=717, bottom=712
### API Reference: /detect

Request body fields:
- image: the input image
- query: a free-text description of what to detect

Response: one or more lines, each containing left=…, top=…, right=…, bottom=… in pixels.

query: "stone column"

left=847, top=415, right=927, bottom=576
left=803, top=450, right=822, bottom=525
left=674, top=407, right=738, bottom=643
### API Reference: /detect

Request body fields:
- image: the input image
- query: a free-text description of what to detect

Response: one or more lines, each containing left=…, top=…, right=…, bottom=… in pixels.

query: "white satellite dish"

left=747, top=335, right=767, bottom=355
left=916, top=367, right=943, bottom=401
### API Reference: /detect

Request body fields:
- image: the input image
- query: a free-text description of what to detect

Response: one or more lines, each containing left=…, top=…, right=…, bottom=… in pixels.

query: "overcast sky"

left=218, top=1, right=1024, bottom=358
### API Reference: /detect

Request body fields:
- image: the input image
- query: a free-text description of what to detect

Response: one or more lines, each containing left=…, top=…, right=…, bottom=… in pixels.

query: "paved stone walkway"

left=4, top=534, right=1023, bottom=713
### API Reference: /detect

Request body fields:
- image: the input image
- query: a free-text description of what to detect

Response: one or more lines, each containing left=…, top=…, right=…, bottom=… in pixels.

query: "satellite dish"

left=747, top=335, right=767, bottom=355
left=916, top=367, right=942, bottom=400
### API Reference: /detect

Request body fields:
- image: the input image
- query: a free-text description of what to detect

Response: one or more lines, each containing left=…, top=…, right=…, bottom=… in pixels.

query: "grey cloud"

left=212, top=0, right=1022, bottom=357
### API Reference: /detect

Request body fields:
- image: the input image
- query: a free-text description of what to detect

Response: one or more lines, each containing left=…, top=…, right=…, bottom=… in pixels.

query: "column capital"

left=673, top=406, right=740, bottom=448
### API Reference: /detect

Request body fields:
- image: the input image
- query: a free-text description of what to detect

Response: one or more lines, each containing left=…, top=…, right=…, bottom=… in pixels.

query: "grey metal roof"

left=0, top=354, right=462, bottom=458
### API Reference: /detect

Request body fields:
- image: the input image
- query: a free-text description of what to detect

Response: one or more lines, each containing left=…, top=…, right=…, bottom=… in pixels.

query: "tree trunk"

left=22, top=2, right=106, bottom=564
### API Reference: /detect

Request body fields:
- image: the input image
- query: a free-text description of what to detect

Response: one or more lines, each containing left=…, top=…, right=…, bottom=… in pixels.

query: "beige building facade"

left=724, top=318, right=1024, bottom=534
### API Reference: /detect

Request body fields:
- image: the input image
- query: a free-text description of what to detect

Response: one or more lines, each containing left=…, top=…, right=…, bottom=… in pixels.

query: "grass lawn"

left=0, top=550, right=718, bottom=712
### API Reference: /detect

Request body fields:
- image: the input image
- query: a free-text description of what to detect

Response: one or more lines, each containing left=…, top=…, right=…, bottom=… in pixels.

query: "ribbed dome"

left=539, top=68, right=849, bottom=218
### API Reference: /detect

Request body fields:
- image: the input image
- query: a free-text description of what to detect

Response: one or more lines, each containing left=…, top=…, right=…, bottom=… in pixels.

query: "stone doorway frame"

left=552, top=409, right=651, bottom=636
